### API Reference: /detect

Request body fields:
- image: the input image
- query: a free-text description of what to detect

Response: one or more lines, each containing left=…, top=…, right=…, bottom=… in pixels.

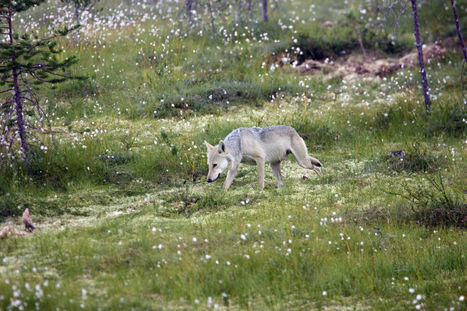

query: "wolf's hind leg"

left=255, top=157, right=265, bottom=189
left=270, top=162, right=284, bottom=187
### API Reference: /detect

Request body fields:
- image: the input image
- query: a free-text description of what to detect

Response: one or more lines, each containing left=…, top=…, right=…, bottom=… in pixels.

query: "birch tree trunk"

left=449, top=0, right=467, bottom=62
left=186, top=0, right=193, bottom=27
left=74, top=2, right=82, bottom=40
left=354, top=25, right=367, bottom=60
left=207, top=1, right=216, bottom=39
left=263, top=0, right=268, bottom=22
left=410, top=0, right=431, bottom=114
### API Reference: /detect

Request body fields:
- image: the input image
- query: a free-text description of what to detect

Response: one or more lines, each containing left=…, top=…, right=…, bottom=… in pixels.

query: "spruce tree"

left=0, top=0, right=82, bottom=162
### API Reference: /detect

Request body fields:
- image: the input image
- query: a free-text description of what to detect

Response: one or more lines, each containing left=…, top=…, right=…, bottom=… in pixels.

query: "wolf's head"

left=204, top=140, right=230, bottom=183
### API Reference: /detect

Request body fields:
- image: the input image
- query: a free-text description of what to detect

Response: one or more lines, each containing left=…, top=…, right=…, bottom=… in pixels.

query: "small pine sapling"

left=0, top=0, right=83, bottom=164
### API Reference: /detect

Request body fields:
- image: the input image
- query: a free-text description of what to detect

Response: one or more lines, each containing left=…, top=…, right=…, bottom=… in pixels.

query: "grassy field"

left=0, top=0, right=466, bottom=310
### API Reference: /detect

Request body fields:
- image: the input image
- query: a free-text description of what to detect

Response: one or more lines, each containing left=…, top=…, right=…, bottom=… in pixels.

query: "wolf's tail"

left=309, top=156, right=322, bottom=167
left=290, top=134, right=323, bottom=176
left=309, top=156, right=323, bottom=176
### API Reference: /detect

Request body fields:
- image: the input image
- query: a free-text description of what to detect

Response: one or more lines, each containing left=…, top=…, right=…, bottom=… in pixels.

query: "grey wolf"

left=204, top=125, right=322, bottom=190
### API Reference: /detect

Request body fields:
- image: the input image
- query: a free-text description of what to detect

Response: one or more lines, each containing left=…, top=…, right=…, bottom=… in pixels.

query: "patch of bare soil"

left=0, top=223, right=27, bottom=239
left=272, top=44, right=447, bottom=79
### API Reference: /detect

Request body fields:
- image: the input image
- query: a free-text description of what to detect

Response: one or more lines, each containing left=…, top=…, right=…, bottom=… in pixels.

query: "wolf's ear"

left=217, top=140, right=225, bottom=153
left=204, top=140, right=214, bottom=150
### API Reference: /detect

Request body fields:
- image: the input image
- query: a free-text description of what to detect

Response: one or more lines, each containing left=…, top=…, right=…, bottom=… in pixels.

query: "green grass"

left=1, top=0, right=466, bottom=309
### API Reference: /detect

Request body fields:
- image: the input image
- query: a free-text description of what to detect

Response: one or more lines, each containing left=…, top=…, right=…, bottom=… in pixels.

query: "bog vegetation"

left=0, top=0, right=466, bottom=310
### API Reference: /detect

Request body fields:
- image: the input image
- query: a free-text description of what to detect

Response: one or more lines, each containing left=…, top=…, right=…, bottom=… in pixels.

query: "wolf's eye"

left=212, top=164, right=217, bottom=168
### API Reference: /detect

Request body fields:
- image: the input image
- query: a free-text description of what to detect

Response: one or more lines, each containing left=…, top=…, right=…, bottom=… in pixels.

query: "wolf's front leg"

left=224, top=166, right=239, bottom=190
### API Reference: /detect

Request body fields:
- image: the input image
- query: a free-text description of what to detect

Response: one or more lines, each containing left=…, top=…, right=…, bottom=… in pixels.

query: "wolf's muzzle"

left=206, top=173, right=220, bottom=183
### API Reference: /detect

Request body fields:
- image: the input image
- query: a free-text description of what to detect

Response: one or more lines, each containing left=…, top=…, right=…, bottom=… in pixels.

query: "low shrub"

left=347, top=174, right=466, bottom=228
left=398, top=173, right=466, bottom=228
left=426, top=104, right=466, bottom=137
left=379, top=143, right=439, bottom=173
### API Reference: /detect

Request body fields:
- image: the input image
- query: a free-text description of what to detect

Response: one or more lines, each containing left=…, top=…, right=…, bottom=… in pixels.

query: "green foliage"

left=379, top=143, right=439, bottom=173
left=426, top=103, right=467, bottom=137
left=360, top=27, right=412, bottom=55
left=0, top=0, right=45, bottom=12
left=54, top=76, right=98, bottom=99
left=277, top=22, right=412, bottom=65
left=61, top=0, right=96, bottom=6
left=288, top=116, right=340, bottom=150
left=0, top=26, right=81, bottom=86
left=398, top=173, right=466, bottom=228
left=287, top=26, right=357, bottom=62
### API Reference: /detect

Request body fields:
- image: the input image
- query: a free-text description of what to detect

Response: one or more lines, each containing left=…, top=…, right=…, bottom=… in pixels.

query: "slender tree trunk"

left=74, top=2, right=82, bottom=40
left=450, top=0, right=467, bottom=62
left=74, top=2, right=81, bottom=24
left=207, top=1, right=216, bottom=39
left=354, top=25, right=367, bottom=60
left=186, top=0, right=193, bottom=27
left=247, top=0, right=253, bottom=21
left=7, top=7, right=27, bottom=154
left=236, top=0, right=244, bottom=24
left=262, top=0, right=268, bottom=22
left=410, top=0, right=431, bottom=114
